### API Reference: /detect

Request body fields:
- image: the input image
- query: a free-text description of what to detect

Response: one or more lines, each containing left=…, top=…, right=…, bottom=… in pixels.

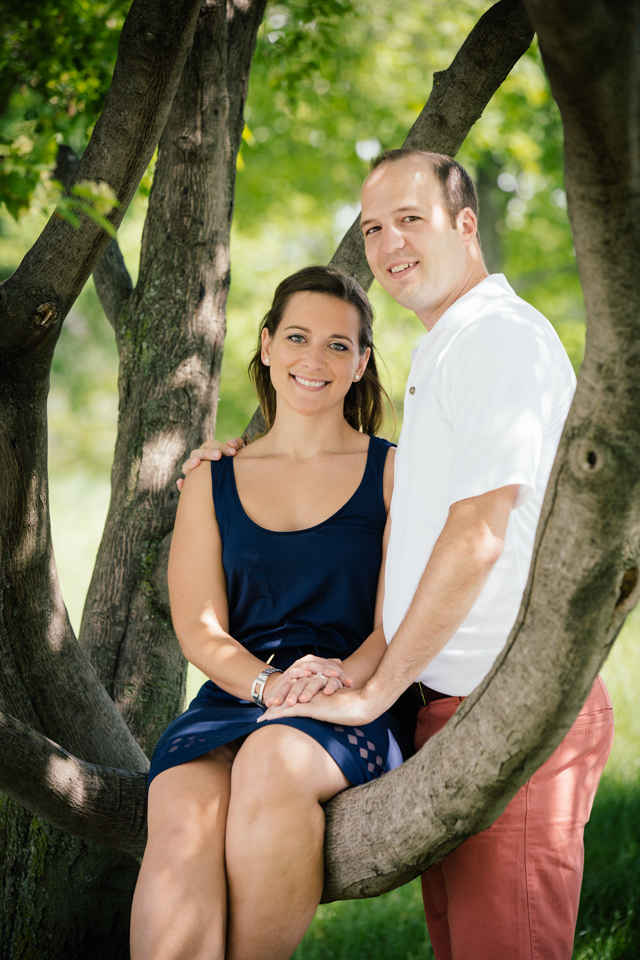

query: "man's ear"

left=457, top=206, right=478, bottom=245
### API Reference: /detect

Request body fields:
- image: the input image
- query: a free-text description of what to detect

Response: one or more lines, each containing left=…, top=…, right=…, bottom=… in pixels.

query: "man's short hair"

left=369, top=149, right=478, bottom=228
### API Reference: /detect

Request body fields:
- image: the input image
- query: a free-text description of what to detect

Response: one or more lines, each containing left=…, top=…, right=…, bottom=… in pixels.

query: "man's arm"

left=259, top=483, right=518, bottom=725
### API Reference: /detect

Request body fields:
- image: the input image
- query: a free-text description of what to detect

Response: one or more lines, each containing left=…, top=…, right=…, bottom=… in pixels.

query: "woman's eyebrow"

left=283, top=325, right=354, bottom=345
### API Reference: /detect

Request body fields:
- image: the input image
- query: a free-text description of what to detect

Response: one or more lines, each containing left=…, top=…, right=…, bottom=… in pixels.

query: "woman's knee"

left=230, top=725, right=345, bottom=809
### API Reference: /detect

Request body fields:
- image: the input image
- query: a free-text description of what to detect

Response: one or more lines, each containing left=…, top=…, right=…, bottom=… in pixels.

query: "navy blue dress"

left=149, top=435, right=415, bottom=787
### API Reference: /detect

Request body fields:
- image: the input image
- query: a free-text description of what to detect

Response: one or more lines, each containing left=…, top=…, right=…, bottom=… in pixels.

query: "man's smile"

left=388, top=261, right=418, bottom=275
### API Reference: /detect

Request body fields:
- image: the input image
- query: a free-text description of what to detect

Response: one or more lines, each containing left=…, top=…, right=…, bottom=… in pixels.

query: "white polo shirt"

left=383, top=274, right=576, bottom=696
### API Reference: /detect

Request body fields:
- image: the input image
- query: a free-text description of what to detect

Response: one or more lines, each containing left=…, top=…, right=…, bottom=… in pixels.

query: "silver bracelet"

left=251, top=666, right=282, bottom=709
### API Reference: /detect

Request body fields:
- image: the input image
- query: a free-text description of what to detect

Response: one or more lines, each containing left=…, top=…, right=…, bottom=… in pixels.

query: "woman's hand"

left=176, top=437, right=245, bottom=490
left=263, top=656, right=352, bottom=708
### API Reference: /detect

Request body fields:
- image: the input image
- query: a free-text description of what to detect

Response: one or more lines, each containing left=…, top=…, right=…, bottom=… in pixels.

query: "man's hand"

left=263, top=656, right=351, bottom=708
left=258, top=685, right=376, bottom=726
left=176, top=437, right=245, bottom=490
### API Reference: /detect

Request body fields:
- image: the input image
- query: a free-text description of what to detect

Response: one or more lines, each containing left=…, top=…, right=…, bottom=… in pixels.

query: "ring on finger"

left=315, top=673, right=328, bottom=687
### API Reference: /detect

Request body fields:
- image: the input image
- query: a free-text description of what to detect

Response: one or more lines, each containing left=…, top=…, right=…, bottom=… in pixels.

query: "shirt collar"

left=412, top=274, right=514, bottom=359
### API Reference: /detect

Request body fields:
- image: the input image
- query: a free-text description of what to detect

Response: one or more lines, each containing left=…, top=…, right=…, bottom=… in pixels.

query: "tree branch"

left=330, top=0, right=534, bottom=286
left=0, top=708, right=147, bottom=857
left=92, top=241, right=134, bottom=329
left=0, top=0, right=204, bottom=356
left=54, top=144, right=133, bottom=329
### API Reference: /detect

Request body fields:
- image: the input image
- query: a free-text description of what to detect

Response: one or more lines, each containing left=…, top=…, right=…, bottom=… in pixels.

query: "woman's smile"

left=291, top=373, right=331, bottom=390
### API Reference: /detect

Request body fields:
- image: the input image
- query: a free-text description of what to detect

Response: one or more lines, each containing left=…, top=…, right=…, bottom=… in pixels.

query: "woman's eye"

left=288, top=334, right=305, bottom=343
left=330, top=342, right=348, bottom=351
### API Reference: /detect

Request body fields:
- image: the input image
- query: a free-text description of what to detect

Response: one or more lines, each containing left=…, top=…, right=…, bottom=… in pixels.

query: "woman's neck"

left=259, top=404, right=362, bottom=460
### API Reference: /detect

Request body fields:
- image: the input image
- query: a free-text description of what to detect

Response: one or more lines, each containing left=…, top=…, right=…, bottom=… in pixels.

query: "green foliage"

left=0, top=0, right=129, bottom=218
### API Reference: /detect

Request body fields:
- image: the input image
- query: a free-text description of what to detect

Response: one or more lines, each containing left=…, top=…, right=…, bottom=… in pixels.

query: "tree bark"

left=78, top=0, right=268, bottom=756
left=0, top=709, right=147, bottom=856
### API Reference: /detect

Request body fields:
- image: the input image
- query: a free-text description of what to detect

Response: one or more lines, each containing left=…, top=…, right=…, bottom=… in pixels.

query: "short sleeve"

left=446, top=321, right=555, bottom=509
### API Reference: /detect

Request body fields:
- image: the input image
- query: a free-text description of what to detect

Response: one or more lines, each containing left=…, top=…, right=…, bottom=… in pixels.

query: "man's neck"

left=417, top=261, right=489, bottom=332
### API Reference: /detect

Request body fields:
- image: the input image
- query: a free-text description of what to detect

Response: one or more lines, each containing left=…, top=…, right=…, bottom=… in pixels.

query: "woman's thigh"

left=147, top=742, right=241, bottom=850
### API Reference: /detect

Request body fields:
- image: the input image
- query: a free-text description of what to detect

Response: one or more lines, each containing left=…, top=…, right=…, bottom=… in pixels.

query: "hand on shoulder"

left=177, top=437, right=245, bottom=491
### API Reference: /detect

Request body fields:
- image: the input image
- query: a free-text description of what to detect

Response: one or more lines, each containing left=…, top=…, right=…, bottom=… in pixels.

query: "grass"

left=50, top=476, right=640, bottom=960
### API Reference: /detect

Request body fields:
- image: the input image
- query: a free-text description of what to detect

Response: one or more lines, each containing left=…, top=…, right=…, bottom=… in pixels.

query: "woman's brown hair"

left=248, top=265, right=391, bottom=436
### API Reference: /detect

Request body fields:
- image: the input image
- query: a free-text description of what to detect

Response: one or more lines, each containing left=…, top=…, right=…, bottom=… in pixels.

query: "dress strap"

left=210, top=457, right=238, bottom=520
left=347, top=435, right=393, bottom=521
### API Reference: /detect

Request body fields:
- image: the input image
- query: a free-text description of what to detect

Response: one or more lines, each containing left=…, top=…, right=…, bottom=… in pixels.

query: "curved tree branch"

left=0, top=0, right=203, bottom=357
left=0, top=708, right=147, bottom=857
left=329, top=0, right=534, bottom=287
left=54, top=144, right=133, bottom=330
left=92, top=241, right=135, bottom=329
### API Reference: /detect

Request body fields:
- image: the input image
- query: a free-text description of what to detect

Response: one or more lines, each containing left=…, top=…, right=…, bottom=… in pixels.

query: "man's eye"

left=403, top=216, right=420, bottom=223
left=365, top=225, right=380, bottom=236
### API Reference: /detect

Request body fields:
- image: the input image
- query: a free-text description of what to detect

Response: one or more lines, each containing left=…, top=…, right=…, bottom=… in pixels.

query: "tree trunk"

left=78, top=0, right=267, bottom=757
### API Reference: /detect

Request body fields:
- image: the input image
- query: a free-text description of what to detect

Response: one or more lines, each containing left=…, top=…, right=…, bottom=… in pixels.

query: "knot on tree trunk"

left=32, top=303, right=59, bottom=328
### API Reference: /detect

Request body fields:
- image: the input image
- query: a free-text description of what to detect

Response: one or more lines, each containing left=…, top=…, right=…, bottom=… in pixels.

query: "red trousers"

left=415, top=676, right=614, bottom=960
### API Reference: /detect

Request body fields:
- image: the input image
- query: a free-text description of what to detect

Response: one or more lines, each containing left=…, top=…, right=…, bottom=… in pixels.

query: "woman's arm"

left=170, top=464, right=350, bottom=703
left=169, top=463, right=276, bottom=700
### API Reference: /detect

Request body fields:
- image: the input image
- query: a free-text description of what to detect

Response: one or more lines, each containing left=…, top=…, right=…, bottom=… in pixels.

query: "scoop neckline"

left=228, top=436, right=375, bottom=535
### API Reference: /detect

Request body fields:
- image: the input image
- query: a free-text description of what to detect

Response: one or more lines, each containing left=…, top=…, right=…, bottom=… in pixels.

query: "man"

left=185, top=150, right=614, bottom=960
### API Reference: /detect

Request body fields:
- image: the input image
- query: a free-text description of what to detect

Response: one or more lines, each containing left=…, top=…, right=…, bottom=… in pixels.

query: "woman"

left=131, top=266, right=414, bottom=960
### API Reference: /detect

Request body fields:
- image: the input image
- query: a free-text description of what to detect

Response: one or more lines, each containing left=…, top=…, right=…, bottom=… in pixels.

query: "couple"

left=131, top=150, right=614, bottom=960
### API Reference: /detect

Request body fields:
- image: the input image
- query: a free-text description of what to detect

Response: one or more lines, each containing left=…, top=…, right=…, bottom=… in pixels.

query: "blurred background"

left=1, top=0, right=637, bottom=955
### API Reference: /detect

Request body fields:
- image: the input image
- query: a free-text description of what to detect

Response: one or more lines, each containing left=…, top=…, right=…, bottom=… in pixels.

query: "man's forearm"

left=359, top=486, right=518, bottom=719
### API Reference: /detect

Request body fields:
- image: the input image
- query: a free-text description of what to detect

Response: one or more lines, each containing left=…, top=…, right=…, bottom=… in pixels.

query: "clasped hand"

left=263, top=654, right=352, bottom=708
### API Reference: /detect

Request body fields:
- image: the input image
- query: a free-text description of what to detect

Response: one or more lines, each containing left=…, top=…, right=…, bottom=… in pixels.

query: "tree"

left=0, top=0, right=636, bottom=956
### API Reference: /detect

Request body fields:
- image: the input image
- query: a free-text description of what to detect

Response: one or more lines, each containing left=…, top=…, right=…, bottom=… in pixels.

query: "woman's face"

left=262, top=291, right=370, bottom=418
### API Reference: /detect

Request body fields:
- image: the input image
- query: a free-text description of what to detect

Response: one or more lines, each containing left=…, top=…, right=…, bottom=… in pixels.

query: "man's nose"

left=380, top=224, right=405, bottom=253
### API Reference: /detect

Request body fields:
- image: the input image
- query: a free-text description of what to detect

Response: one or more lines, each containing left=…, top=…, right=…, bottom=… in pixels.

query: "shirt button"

left=409, top=386, right=416, bottom=395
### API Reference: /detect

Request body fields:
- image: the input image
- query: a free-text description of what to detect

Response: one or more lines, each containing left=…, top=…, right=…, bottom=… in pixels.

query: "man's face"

left=360, top=157, right=470, bottom=321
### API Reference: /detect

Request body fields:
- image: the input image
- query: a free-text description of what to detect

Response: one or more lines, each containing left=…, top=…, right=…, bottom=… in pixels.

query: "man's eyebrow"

left=361, top=206, right=422, bottom=229
left=283, top=325, right=355, bottom=344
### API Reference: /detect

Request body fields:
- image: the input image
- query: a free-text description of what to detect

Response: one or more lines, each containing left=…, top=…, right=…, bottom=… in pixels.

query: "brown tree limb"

left=0, top=708, right=148, bottom=857
left=54, top=144, right=134, bottom=330
left=329, top=0, right=534, bottom=287
left=0, top=0, right=203, bottom=357
left=92, top=241, right=135, bottom=330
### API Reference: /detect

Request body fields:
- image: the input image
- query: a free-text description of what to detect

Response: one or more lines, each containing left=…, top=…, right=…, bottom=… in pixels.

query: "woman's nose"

left=301, top=344, right=326, bottom=370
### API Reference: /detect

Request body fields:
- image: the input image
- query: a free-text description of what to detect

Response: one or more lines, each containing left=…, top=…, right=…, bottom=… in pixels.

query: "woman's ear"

left=354, top=346, right=371, bottom=382
left=261, top=327, right=272, bottom=366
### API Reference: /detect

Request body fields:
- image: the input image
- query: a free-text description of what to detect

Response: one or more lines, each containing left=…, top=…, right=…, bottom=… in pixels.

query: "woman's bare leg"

left=130, top=744, right=239, bottom=960
left=224, top=725, right=350, bottom=960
